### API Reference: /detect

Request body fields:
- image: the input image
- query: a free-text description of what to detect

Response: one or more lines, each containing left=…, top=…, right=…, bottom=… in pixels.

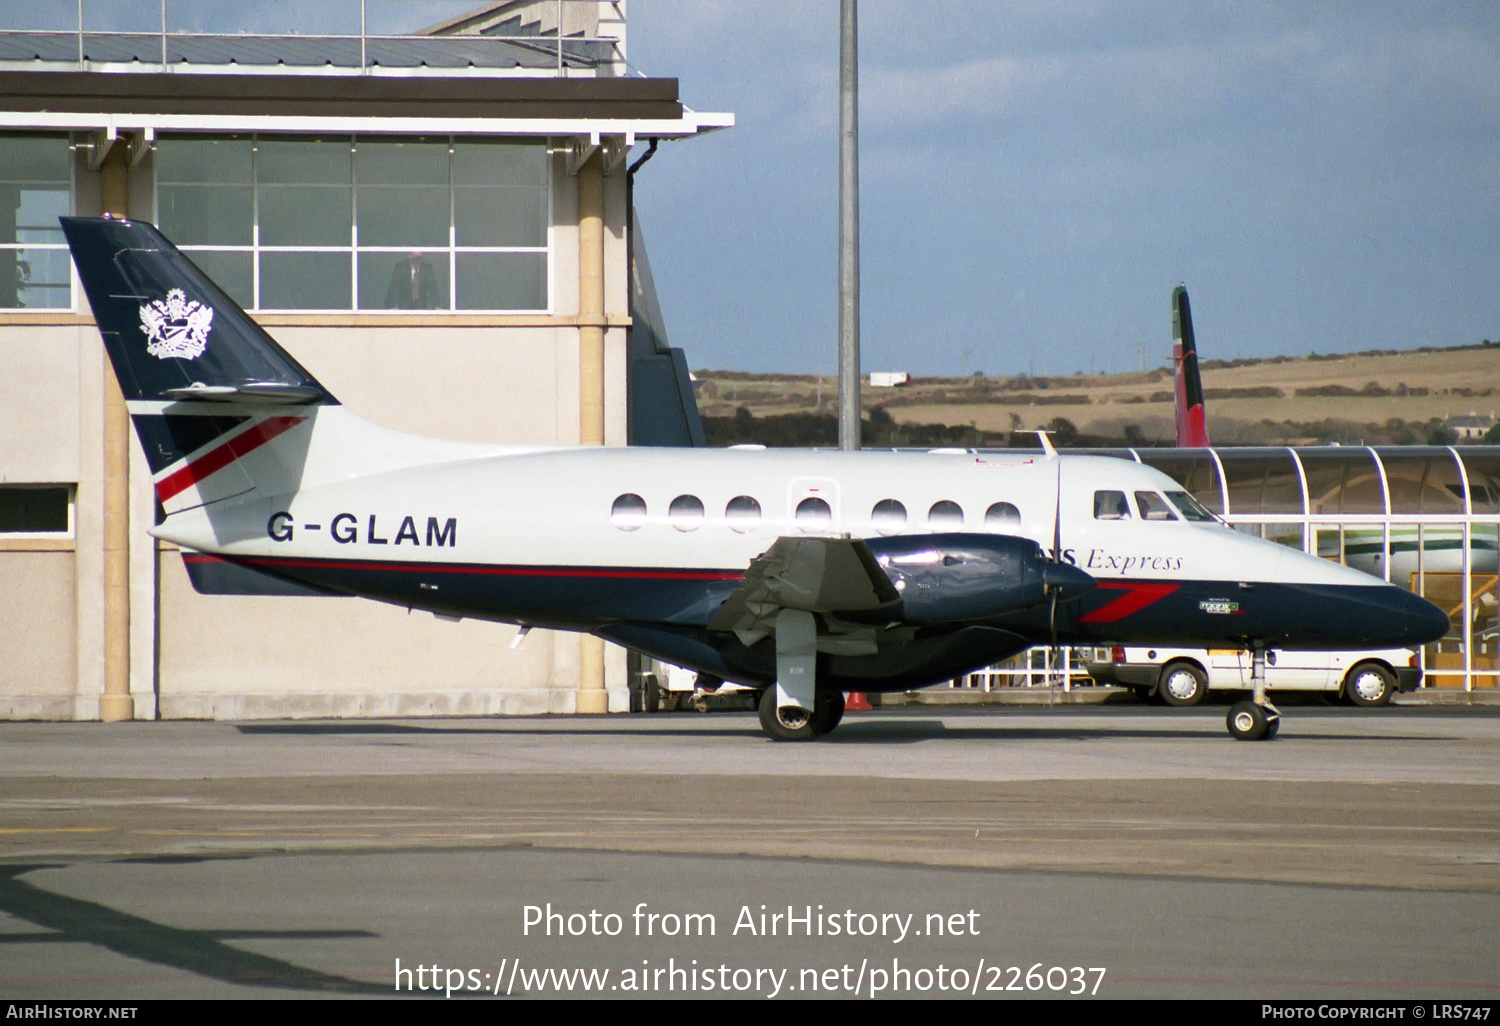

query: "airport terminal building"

left=0, top=1, right=727, bottom=720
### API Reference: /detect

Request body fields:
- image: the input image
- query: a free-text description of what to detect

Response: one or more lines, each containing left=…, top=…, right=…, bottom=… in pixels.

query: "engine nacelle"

left=865, top=533, right=1095, bottom=624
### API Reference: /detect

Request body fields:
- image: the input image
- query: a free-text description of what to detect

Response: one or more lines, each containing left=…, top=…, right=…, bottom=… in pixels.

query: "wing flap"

left=708, top=536, right=900, bottom=643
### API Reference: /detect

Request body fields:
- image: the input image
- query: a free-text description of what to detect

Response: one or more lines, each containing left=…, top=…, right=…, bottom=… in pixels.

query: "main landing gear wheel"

left=1227, top=700, right=1280, bottom=741
left=758, top=689, right=841, bottom=742
left=811, top=691, right=845, bottom=735
left=758, top=688, right=814, bottom=741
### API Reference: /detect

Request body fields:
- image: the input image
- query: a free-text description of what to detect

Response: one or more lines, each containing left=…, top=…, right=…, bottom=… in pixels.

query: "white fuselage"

left=154, top=408, right=1379, bottom=591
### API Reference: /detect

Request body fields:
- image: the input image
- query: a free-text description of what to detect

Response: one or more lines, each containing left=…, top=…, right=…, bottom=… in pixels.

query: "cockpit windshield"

left=1134, top=491, right=1178, bottom=521
left=1165, top=490, right=1219, bottom=523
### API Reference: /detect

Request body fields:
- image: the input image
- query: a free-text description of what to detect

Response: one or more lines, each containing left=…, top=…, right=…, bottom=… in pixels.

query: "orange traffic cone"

left=844, top=691, right=872, bottom=711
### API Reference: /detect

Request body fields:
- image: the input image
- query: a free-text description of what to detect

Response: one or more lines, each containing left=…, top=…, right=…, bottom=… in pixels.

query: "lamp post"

left=838, top=0, right=860, bottom=451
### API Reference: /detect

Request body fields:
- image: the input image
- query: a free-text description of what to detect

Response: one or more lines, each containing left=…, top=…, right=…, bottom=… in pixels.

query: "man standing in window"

left=385, top=251, right=439, bottom=309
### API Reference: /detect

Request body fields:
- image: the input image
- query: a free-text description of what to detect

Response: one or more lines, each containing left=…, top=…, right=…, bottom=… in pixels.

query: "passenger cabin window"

left=984, top=502, right=1020, bottom=528
left=1134, top=491, right=1178, bottom=521
left=1094, top=490, right=1131, bottom=520
left=725, top=495, right=761, bottom=533
left=668, top=494, right=705, bottom=532
left=795, top=497, right=832, bottom=532
left=928, top=500, right=963, bottom=527
left=610, top=493, right=647, bottom=531
left=871, top=499, right=907, bottom=535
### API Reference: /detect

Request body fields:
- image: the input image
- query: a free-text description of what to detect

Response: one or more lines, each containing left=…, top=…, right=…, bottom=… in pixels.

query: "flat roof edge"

left=0, top=111, right=734, bottom=138
left=0, top=68, right=679, bottom=100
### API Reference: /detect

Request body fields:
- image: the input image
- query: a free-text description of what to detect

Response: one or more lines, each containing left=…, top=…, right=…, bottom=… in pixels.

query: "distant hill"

left=694, top=341, right=1500, bottom=447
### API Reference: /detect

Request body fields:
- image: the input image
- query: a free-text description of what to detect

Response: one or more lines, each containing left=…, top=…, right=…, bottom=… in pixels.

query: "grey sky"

left=627, top=2, right=1500, bottom=376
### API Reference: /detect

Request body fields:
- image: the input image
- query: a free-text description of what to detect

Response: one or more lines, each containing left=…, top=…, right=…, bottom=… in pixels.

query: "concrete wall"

left=0, top=549, right=75, bottom=717
left=155, top=546, right=582, bottom=719
left=0, top=322, right=96, bottom=719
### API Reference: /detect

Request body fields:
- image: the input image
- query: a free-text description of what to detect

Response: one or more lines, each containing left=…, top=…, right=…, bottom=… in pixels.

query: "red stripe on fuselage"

left=154, top=416, right=306, bottom=502
left=1077, top=581, right=1179, bottom=623
left=184, top=553, right=742, bottom=582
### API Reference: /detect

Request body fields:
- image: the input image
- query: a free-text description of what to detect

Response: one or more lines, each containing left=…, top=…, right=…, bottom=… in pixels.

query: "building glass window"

left=0, top=485, right=72, bottom=534
left=0, top=134, right=72, bottom=309
left=156, top=134, right=549, bottom=312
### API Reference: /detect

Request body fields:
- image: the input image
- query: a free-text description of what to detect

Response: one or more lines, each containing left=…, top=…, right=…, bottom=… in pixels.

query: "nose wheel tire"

left=1227, top=700, right=1280, bottom=741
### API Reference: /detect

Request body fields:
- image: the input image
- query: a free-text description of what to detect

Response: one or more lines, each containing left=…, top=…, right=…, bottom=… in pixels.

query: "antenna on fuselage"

left=1031, top=430, right=1057, bottom=457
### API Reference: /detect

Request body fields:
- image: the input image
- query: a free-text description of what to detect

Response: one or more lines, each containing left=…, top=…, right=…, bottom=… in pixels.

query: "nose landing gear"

left=1227, top=642, right=1280, bottom=741
left=1227, top=699, right=1280, bottom=740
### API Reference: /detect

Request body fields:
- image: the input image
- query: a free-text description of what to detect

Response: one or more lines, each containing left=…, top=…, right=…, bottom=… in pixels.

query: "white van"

left=1084, top=646, right=1421, bottom=707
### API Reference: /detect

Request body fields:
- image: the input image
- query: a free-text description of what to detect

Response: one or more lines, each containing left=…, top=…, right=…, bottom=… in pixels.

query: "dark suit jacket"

left=385, top=258, right=440, bottom=309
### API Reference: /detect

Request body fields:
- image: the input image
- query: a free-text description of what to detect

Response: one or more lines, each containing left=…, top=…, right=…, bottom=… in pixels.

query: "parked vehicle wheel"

left=1344, top=663, right=1396, bottom=707
left=1158, top=662, right=1208, bottom=707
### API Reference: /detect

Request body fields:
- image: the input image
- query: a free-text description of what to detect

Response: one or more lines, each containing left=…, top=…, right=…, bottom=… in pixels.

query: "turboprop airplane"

left=1170, top=286, right=1498, bottom=580
left=60, top=216, right=1449, bottom=742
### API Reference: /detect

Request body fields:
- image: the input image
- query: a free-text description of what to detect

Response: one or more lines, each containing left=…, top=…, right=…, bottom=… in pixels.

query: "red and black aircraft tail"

left=1171, top=284, right=1210, bottom=448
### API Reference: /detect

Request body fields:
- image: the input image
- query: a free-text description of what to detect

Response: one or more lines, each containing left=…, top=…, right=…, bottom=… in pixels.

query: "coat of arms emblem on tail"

left=140, top=288, right=213, bottom=360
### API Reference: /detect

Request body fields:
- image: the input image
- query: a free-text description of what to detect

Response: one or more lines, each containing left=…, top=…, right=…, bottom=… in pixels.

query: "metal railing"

left=1, top=1, right=624, bottom=75
left=952, top=648, right=1101, bottom=691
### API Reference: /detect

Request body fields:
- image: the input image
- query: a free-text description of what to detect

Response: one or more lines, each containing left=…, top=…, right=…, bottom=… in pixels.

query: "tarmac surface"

left=2, top=704, right=1498, bottom=1000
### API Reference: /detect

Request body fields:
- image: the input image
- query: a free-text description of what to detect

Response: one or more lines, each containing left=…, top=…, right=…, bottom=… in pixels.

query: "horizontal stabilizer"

left=161, top=383, right=327, bottom=404
left=182, top=553, right=341, bottom=597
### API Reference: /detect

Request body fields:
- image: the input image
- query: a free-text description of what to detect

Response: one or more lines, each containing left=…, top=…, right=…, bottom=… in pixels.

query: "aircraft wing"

left=708, top=536, right=901, bottom=646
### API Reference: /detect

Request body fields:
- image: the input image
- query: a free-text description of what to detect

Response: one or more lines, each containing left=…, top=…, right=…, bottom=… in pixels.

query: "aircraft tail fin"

left=1172, top=284, right=1210, bottom=448
left=61, top=216, right=336, bottom=513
